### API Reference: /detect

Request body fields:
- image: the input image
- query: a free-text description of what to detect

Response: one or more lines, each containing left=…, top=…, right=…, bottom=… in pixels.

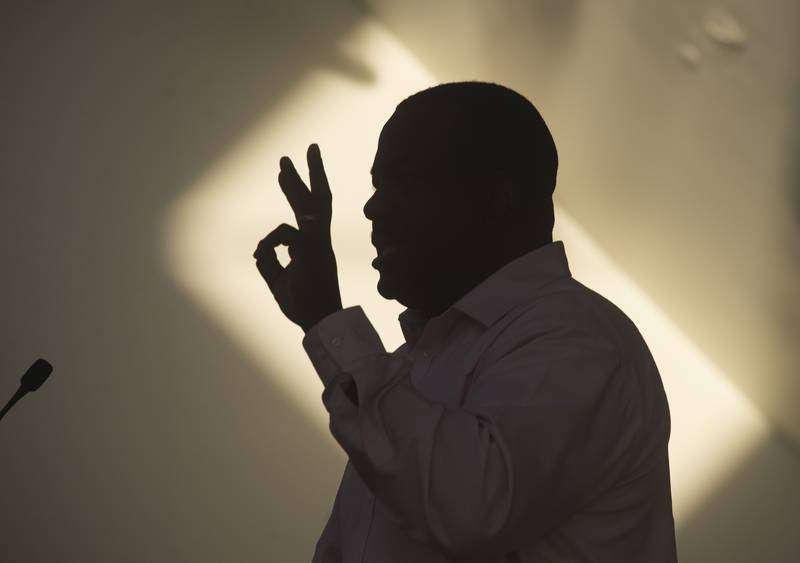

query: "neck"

left=416, top=236, right=551, bottom=319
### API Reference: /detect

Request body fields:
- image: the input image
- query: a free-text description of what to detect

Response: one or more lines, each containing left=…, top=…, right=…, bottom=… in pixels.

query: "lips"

left=371, top=241, right=405, bottom=269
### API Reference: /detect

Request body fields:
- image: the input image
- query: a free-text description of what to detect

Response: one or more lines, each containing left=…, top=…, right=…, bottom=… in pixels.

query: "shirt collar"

left=398, top=240, right=571, bottom=346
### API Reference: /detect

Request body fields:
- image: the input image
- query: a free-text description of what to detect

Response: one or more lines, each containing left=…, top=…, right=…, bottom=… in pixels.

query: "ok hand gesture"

left=253, top=144, right=343, bottom=333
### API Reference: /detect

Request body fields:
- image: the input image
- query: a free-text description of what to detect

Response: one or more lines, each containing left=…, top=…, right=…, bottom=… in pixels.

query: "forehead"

left=372, top=108, right=450, bottom=172
left=371, top=163, right=424, bottom=187
left=371, top=144, right=434, bottom=186
left=370, top=138, right=456, bottom=190
left=369, top=107, right=502, bottom=207
left=371, top=161, right=454, bottom=195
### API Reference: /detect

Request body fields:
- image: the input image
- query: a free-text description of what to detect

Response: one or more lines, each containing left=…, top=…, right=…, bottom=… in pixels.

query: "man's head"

left=364, top=81, right=558, bottom=317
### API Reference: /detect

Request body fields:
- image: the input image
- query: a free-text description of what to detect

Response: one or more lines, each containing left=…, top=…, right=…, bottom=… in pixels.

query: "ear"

left=491, top=177, right=515, bottom=218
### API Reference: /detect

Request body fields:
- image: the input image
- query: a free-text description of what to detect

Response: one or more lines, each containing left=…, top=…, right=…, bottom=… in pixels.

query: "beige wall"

left=0, top=2, right=367, bottom=561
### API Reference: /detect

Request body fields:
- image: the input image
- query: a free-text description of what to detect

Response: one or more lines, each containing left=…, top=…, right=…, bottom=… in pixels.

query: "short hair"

left=392, top=81, right=558, bottom=235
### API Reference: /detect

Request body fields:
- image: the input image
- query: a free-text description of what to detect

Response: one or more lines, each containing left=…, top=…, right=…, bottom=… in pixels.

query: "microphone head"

left=20, top=358, right=53, bottom=392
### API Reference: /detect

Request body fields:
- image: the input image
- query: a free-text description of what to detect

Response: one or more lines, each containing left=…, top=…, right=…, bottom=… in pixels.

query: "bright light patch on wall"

left=162, top=18, right=435, bottom=438
left=162, top=17, right=770, bottom=529
left=553, top=214, right=769, bottom=524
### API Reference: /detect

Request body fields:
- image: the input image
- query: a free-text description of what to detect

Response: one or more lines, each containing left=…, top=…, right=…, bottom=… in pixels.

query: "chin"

left=376, top=274, right=409, bottom=304
left=376, top=276, right=396, bottom=299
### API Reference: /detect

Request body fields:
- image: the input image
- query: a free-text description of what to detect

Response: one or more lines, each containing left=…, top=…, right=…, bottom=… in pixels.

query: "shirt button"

left=331, top=337, right=342, bottom=347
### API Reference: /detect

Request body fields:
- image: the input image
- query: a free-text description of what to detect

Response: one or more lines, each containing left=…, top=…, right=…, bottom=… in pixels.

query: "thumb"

left=254, top=223, right=300, bottom=290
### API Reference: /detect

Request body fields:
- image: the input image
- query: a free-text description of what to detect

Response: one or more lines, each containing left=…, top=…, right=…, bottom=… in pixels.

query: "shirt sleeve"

left=310, top=464, right=345, bottom=563
left=302, top=305, right=641, bottom=560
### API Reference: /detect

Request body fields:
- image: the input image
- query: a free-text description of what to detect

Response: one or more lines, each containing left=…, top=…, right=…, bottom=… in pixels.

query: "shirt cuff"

left=302, top=305, right=387, bottom=388
left=303, top=305, right=421, bottom=467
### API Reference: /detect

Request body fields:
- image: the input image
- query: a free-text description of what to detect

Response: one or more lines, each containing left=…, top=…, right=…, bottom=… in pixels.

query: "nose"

left=364, top=192, right=402, bottom=246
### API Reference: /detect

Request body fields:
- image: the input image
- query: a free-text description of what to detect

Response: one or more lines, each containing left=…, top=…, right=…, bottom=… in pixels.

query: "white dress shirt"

left=302, top=240, right=677, bottom=562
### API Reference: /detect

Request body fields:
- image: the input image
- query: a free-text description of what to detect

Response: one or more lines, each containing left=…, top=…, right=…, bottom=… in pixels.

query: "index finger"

left=307, top=143, right=331, bottom=202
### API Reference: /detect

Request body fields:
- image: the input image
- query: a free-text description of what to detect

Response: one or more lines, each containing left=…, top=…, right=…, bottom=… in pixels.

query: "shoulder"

left=486, top=278, right=633, bottom=356
left=522, top=277, right=649, bottom=360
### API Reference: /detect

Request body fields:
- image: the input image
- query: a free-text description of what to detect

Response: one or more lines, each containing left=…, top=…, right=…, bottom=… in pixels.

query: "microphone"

left=0, top=358, right=53, bottom=423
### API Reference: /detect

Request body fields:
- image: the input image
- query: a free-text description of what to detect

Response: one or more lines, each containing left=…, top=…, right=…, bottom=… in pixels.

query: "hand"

left=253, top=143, right=343, bottom=332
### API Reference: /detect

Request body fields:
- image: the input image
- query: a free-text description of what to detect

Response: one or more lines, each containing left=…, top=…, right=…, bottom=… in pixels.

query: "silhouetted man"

left=254, top=81, right=678, bottom=562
